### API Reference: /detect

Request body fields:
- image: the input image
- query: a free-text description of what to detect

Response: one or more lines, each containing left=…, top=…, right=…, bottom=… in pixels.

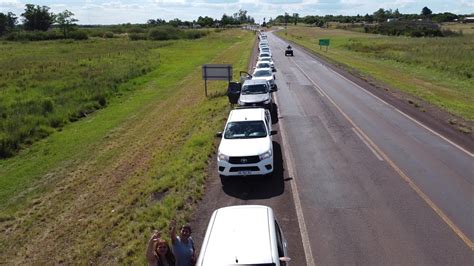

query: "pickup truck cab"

left=257, top=56, right=275, bottom=72
left=252, top=67, right=277, bottom=90
left=238, top=79, right=273, bottom=109
left=217, top=108, right=273, bottom=177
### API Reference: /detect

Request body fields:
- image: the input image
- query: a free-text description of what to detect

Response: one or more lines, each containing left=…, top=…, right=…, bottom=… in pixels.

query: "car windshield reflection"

left=253, top=70, right=272, bottom=77
left=242, top=84, right=268, bottom=95
left=224, top=121, right=267, bottom=139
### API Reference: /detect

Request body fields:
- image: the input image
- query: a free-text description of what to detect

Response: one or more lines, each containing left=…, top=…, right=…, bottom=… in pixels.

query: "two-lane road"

left=269, top=32, right=473, bottom=264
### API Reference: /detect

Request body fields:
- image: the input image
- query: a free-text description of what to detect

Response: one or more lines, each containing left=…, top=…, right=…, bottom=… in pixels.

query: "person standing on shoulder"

left=146, top=230, right=176, bottom=266
left=170, top=220, right=196, bottom=266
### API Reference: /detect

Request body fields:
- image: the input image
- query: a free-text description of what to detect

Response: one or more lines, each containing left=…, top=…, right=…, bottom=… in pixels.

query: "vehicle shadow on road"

left=271, top=103, right=279, bottom=124
left=221, top=142, right=285, bottom=199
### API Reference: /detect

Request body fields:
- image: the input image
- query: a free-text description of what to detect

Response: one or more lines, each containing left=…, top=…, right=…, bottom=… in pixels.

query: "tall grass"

left=0, top=29, right=255, bottom=264
left=342, top=35, right=473, bottom=80
left=0, top=39, right=168, bottom=157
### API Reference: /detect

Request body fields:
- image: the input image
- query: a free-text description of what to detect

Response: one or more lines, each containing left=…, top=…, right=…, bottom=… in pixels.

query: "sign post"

left=319, top=39, right=330, bottom=52
left=202, top=64, right=233, bottom=97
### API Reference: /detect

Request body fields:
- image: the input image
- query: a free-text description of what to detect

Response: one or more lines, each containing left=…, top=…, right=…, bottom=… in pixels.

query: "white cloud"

left=0, top=0, right=23, bottom=10
left=3, top=0, right=472, bottom=25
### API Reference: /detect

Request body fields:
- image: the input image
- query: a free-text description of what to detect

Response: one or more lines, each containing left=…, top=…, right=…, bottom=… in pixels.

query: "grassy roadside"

left=275, top=26, right=474, bottom=126
left=0, top=29, right=254, bottom=263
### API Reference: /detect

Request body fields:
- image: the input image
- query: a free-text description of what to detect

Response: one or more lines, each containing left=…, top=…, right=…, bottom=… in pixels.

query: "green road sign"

left=319, top=39, right=330, bottom=46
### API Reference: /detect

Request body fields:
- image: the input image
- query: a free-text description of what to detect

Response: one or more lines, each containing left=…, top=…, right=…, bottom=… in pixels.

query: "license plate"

left=238, top=170, right=252, bottom=175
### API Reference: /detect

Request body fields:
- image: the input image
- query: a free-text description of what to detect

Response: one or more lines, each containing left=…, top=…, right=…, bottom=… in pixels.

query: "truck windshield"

left=241, top=84, right=268, bottom=95
left=224, top=121, right=267, bottom=139
left=253, top=70, right=272, bottom=77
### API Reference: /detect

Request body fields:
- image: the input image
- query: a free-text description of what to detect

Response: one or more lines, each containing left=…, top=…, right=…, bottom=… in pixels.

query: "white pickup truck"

left=217, top=108, right=274, bottom=179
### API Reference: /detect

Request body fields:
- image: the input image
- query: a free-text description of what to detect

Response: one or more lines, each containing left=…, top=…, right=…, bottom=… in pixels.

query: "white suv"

left=217, top=108, right=273, bottom=177
left=197, top=205, right=290, bottom=266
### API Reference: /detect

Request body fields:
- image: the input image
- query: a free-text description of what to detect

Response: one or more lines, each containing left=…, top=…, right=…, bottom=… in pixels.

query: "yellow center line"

left=290, top=56, right=474, bottom=250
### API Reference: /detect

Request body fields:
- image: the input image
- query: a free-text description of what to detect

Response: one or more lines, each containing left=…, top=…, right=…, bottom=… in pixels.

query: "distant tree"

left=373, top=8, right=387, bottom=22
left=21, top=4, right=55, bottom=31
left=0, top=13, right=6, bottom=35
left=236, top=9, right=247, bottom=23
left=56, top=10, right=78, bottom=38
left=284, top=12, right=290, bottom=26
left=168, top=18, right=182, bottom=27
left=4, top=12, right=17, bottom=30
left=393, top=8, right=401, bottom=18
left=364, top=13, right=374, bottom=23
left=221, top=14, right=233, bottom=27
left=293, top=13, right=299, bottom=25
left=197, top=16, right=214, bottom=27
left=421, top=6, right=432, bottom=19
left=432, top=12, right=458, bottom=23
left=0, top=12, right=16, bottom=35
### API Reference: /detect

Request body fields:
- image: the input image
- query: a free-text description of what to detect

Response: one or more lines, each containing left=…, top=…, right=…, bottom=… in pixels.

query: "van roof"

left=228, top=108, right=266, bottom=122
left=200, top=205, right=277, bottom=265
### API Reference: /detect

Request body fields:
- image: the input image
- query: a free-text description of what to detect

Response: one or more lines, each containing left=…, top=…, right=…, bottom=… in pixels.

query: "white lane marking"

left=299, top=46, right=472, bottom=157
left=352, top=127, right=384, bottom=161
left=287, top=57, right=474, bottom=250
left=274, top=95, right=316, bottom=266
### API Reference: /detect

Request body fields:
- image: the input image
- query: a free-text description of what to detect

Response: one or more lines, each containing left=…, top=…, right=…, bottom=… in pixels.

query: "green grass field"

left=0, top=38, right=170, bottom=157
left=276, top=26, right=474, bottom=123
left=0, top=29, right=254, bottom=263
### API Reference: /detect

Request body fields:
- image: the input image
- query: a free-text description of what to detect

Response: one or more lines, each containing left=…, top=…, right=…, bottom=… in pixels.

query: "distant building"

left=387, top=18, right=398, bottom=22
left=463, top=17, right=474, bottom=23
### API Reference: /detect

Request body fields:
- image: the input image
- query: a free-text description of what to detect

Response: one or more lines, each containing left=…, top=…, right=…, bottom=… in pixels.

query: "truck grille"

left=229, top=156, right=260, bottom=164
left=229, top=166, right=260, bottom=172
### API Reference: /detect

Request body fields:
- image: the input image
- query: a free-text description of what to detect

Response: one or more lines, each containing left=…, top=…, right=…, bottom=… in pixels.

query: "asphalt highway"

left=268, top=31, right=473, bottom=264
left=192, top=32, right=473, bottom=265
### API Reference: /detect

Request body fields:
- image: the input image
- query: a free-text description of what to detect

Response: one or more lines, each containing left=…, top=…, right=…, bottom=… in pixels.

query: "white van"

left=197, top=205, right=290, bottom=266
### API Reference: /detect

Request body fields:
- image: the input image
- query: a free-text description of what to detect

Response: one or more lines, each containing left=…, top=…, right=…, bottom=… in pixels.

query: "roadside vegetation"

left=275, top=25, right=474, bottom=127
left=0, top=29, right=254, bottom=264
left=1, top=5, right=254, bottom=42
left=0, top=38, right=166, bottom=157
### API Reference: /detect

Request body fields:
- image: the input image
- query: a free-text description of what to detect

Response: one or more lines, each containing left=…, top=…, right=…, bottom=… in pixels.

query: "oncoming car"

left=217, top=108, right=273, bottom=177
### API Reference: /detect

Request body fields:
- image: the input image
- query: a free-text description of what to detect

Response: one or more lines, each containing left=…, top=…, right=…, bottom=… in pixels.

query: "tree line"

left=147, top=9, right=254, bottom=27
left=0, top=4, right=77, bottom=37
left=1, top=5, right=255, bottom=38
left=269, top=7, right=469, bottom=26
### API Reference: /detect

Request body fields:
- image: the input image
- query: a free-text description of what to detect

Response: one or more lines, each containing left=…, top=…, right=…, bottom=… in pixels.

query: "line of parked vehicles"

left=196, top=31, right=291, bottom=266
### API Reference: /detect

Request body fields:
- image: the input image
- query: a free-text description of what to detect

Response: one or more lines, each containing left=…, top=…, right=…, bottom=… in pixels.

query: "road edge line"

left=274, top=94, right=316, bottom=266
left=292, top=58, right=474, bottom=249
left=272, top=32, right=473, bottom=157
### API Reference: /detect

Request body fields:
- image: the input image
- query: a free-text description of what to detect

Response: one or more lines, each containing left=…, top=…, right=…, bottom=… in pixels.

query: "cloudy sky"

left=1, top=0, right=473, bottom=25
